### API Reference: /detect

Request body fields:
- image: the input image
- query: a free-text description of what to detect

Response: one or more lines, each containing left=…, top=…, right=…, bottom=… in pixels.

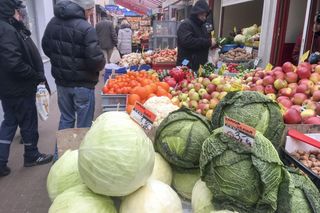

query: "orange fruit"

left=135, top=86, right=147, bottom=100
left=156, top=88, right=168, bottom=97
left=149, top=83, right=157, bottom=93
left=147, top=93, right=156, bottom=99
left=128, top=94, right=141, bottom=105
left=126, top=105, right=134, bottom=114
left=157, top=82, right=170, bottom=92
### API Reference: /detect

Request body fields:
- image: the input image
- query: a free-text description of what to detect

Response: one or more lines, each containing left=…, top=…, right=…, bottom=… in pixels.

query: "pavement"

left=0, top=62, right=104, bottom=213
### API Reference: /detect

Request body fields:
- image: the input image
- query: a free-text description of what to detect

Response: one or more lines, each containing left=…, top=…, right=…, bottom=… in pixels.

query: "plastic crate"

left=152, top=62, right=176, bottom=70
left=104, top=67, right=127, bottom=82
left=129, top=64, right=151, bottom=71
left=101, top=94, right=127, bottom=112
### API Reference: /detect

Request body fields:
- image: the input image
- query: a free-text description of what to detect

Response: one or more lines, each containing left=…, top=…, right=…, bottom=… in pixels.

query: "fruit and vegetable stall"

left=47, top=52, right=320, bottom=212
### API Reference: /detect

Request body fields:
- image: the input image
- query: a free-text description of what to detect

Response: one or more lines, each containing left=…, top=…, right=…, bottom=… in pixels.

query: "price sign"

left=130, top=102, right=156, bottom=130
left=265, top=63, right=273, bottom=71
left=300, top=50, right=310, bottom=63
left=223, top=116, right=256, bottom=147
left=182, top=59, right=190, bottom=66
left=244, top=46, right=253, bottom=54
left=253, top=57, right=261, bottom=68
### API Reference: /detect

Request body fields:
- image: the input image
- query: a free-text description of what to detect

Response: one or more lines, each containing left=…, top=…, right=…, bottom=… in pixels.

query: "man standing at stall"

left=176, top=0, right=215, bottom=71
left=42, top=0, right=106, bottom=130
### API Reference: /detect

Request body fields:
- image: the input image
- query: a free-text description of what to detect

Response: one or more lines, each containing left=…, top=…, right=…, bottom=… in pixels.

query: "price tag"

left=265, top=63, right=273, bottom=71
left=130, top=102, right=156, bottom=130
left=300, top=50, right=310, bottom=63
left=223, top=116, right=256, bottom=147
left=244, top=46, right=253, bottom=54
left=182, top=59, right=189, bottom=66
left=253, top=57, right=261, bottom=68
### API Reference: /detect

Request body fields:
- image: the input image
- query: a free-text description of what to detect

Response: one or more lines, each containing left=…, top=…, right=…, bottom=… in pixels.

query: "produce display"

left=172, top=169, right=200, bottom=200
left=220, top=48, right=253, bottom=62
left=49, top=184, right=117, bottom=213
left=151, top=49, right=177, bottom=64
left=290, top=150, right=320, bottom=176
left=156, top=66, right=194, bottom=86
left=47, top=150, right=82, bottom=201
left=150, top=153, right=173, bottom=185
left=119, top=53, right=152, bottom=67
left=234, top=24, right=261, bottom=48
left=78, top=112, right=155, bottom=197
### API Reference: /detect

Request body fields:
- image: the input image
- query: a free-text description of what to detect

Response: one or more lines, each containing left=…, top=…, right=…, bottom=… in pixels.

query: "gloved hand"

left=308, top=52, right=320, bottom=64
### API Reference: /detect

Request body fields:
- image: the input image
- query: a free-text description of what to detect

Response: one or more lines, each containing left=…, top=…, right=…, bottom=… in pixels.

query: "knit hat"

left=70, top=0, right=95, bottom=10
left=191, top=0, right=209, bottom=15
left=0, top=0, right=24, bottom=18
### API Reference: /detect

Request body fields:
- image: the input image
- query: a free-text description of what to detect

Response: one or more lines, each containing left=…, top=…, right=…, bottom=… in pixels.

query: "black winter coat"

left=177, top=16, right=211, bottom=71
left=0, top=18, right=45, bottom=98
left=42, top=1, right=106, bottom=89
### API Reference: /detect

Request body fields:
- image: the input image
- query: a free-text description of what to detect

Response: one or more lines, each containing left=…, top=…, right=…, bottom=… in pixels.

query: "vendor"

left=292, top=12, right=320, bottom=64
left=176, top=0, right=216, bottom=71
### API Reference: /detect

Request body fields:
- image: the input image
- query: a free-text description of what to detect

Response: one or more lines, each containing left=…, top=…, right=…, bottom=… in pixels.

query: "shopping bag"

left=208, top=48, right=219, bottom=65
left=36, top=84, right=50, bottom=121
left=110, top=47, right=121, bottom=64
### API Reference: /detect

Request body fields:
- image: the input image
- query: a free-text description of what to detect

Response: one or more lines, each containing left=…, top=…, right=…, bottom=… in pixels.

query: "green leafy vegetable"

left=78, top=112, right=155, bottom=197
left=200, top=128, right=284, bottom=213
left=48, top=184, right=117, bottom=213
left=47, top=150, right=82, bottom=201
left=211, top=91, right=285, bottom=149
left=156, top=107, right=213, bottom=169
left=172, top=168, right=200, bottom=200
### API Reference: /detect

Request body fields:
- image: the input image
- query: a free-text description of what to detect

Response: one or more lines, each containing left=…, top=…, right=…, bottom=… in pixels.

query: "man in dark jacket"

left=176, top=0, right=215, bottom=71
left=96, top=14, right=118, bottom=63
left=42, top=0, right=106, bottom=130
left=0, top=0, right=53, bottom=176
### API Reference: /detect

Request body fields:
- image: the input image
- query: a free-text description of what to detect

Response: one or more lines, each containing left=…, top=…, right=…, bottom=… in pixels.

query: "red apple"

left=291, top=105, right=302, bottom=112
left=311, top=84, right=320, bottom=94
left=304, top=116, right=320, bottom=124
left=256, top=79, right=263, bottom=86
left=252, top=77, right=260, bottom=83
left=264, top=85, right=276, bottom=94
left=279, top=88, right=293, bottom=97
left=274, top=79, right=288, bottom=90
left=301, top=109, right=316, bottom=121
left=299, top=79, right=314, bottom=89
left=273, top=70, right=285, bottom=80
left=283, top=108, right=302, bottom=124
left=291, top=93, right=308, bottom=105
left=277, top=96, right=290, bottom=102
left=278, top=98, right=293, bottom=109
left=285, top=72, right=298, bottom=83
left=288, top=83, right=298, bottom=90
left=254, top=85, right=265, bottom=94
left=310, top=73, right=320, bottom=84
left=282, top=62, right=294, bottom=73
left=206, top=84, right=217, bottom=94
left=209, top=98, right=219, bottom=109
left=297, top=65, right=311, bottom=79
left=312, top=90, right=320, bottom=102
left=263, top=76, right=275, bottom=86
left=211, top=92, right=220, bottom=99
left=299, top=62, right=312, bottom=72
left=273, top=66, right=283, bottom=73
left=202, top=93, right=212, bottom=101
left=255, top=70, right=265, bottom=78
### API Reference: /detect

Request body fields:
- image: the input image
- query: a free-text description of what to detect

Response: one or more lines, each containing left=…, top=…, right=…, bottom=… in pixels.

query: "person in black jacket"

left=0, top=0, right=53, bottom=176
left=176, top=0, right=215, bottom=71
left=42, top=0, right=106, bottom=130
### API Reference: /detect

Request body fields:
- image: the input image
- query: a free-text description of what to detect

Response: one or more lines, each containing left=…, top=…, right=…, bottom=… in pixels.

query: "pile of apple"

left=170, top=74, right=242, bottom=119
left=244, top=62, right=320, bottom=124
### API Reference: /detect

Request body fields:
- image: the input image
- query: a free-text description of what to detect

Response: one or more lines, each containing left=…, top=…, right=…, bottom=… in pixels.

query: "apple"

left=206, top=109, right=214, bottom=120
left=288, top=83, right=298, bottom=91
left=299, top=79, right=314, bottom=88
left=182, top=88, right=188, bottom=93
left=285, top=72, right=298, bottom=83
left=264, top=85, right=276, bottom=94
left=291, top=105, right=302, bottom=112
left=263, top=76, right=275, bottom=86
left=194, top=83, right=203, bottom=92
left=209, top=98, right=219, bottom=109
left=202, top=78, right=211, bottom=87
left=315, top=102, right=320, bottom=115
left=273, top=70, right=285, bottom=80
left=283, top=108, right=302, bottom=124
left=245, top=76, right=253, bottom=83
left=255, top=70, right=265, bottom=78
left=242, top=85, right=251, bottom=91
left=196, top=109, right=202, bottom=114
left=200, top=99, right=209, bottom=104
left=303, top=100, right=317, bottom=110
left=279, top=88, right=293, bottom=97
left=315, top=65, right=320, bottom=74
left=218, top=92, right=228, bottom=100
left=297, top=65, right=311, bottom=79
left=282, top=62, right=294, bottom=73
left=266, top=93, right=276, bottom=100
left=206, top=84, right=216, bottom=94
left=179, top=101, right=189, bottom=108
left=252, top=77, right=260, bottom=83
left=278, top=98, right=293, bottom=109
left=211, top=91, right=220, bottom=99
left=178, top=93, right=188, bottom=101
left=171, top=97, right=180, bottom=106
left=209, top=73, right=217, bottom=80
left=299, top=62, right=312, bottom=72
left=197, top=77, right=204, bottom=83
left=181, top=80, right=188, bottom=88
left=202, top=93, right=211, bottom=100
left=254, top=85, right=265, bottom=94
left=198, top=103, right=209, bottom=114
left=291, top=93, right=308, bottom=105
left=273, top=66, right=283, bottom=73
left=304, top=116, right=320, bottom=124
left=212, top=76, right=225, bottom=85
left=312, top=90, right=320, bottom=102
left=274, top=79, right=288, bottom=90
left=277, top=96, right=290, bottom=102
left=296, top=84, right=310, bottom=95
left=216, top=85, right=225, bottom=92
left=256, top=79, right=264, bottom=86
left=187, top=83, right=195, bottom=90
left=310, top=73, right=320, bottom=84
left=311, top=85, right=320, bottom=94
left=301, top=109, right=316, bottom=120
left=189, top=100, right=198, bottom=110
left=189, top=92, right=200, bottom=101
left=223, top=84, right=232, bottom=92
left=198, top=88, right=208, bottom=97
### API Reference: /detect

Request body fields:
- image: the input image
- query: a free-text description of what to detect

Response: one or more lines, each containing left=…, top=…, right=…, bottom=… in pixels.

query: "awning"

left=114, top=0, right=166, bottom=15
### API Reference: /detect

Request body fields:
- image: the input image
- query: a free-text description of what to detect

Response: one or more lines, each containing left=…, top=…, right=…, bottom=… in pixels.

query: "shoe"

left=24, top=153, right=53, bottom=167
left=0, top=166, right=11, bottom=177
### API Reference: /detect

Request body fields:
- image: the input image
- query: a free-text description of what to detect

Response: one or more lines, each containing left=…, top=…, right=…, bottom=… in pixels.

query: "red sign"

left=115, top=0, right=149, bottom=15
left=130, top=102, right=156, bottom=130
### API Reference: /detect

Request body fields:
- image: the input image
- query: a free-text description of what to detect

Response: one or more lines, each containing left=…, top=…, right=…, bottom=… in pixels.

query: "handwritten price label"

left=130, top=102, right=156, bottom=130
left=223, top=116, right=256, bottom=147
left=300, top=50, right=310, bottom=63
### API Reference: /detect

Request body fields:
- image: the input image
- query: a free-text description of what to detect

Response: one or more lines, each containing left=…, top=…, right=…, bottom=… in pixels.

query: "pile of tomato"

left=102, top=71, right=171, bottom=113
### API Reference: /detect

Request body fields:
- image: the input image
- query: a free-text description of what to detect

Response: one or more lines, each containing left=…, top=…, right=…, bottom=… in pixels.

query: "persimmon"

left=156, top=88, right=168, bottom=97
left=135, top=86, right=147, bottom=100
left=126, top=105, right=134, bottom=114
left=128, top=94, right=141, bottom=105
left=157, top=82, right=170, bottom=92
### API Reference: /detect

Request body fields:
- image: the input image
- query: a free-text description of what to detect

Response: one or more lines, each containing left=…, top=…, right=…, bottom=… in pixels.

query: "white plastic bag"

left=36, top=84, right=50, bottom=121
left=109, top=47, right=121, bottom=64
left=208, top=48, right=219, bottom=65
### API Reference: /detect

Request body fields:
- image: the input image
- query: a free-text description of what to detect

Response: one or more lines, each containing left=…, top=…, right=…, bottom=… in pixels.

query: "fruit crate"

left=104, top=67, right=127, bottom=82
left=152, top=62, right=176, bottom=71
left=101, top=94, right=128, bottom=112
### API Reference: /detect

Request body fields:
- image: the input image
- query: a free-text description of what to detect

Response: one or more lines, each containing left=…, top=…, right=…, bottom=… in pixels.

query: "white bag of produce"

left=110, top=47, right=121, bottom=64
left=36, top=84, right=50, bottom=121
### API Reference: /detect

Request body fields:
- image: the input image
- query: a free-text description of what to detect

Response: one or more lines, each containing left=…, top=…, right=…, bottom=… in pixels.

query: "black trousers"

left=0, top=95, right=39, bottom=167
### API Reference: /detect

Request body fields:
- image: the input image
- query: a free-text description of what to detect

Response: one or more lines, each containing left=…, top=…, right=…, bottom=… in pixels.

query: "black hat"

left=0, top=0, right=25, bottom=18
left=191, top=0, right=209, bottom=15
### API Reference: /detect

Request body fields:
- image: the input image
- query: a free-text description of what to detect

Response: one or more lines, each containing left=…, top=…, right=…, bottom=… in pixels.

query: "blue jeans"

left=57, top=86, right=95, bottom=130
left=0, top=95, right=39, bottom=167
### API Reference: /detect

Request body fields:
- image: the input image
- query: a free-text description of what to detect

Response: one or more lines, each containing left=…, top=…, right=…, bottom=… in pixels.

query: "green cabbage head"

left=156, top=107, right=212, bottom=169
left=47, top=150, right=82, bottom=201
left=78, top=112, right=155, bottom=197
left=48, top=184, right=117, bottom=213
left=276, top=168, right=320, bottom=213
left=172, top=168, right=200, bottom=200
left=211, top=91, right=285, bottom=149
left=150, top=153, right=173, bottom=185
left=120, top=180, right=183, bottom=213
left=200, top=128, right=284, bottom=213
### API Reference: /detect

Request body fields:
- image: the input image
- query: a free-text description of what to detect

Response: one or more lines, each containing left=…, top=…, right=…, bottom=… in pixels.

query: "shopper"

left=292, top=12, right=320, bottom=64
left=96, top=13, right=118, bottom=63
left=176, top=0, right=215, bottom=71
left=117, top=19, right=133, bottom=56
left=42, top=0, right=106, bottom=130
left=0, top=0, right=53, bottom=176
